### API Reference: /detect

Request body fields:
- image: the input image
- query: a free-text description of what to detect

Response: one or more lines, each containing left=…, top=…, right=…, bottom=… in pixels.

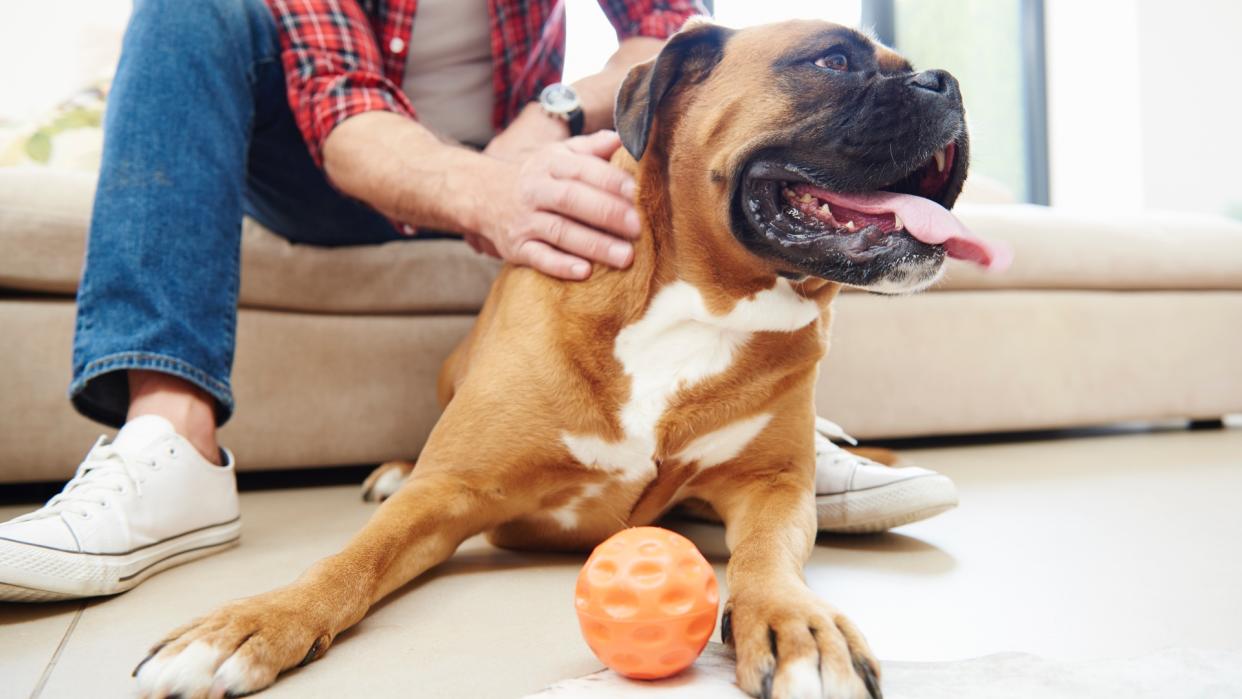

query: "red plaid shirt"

left=263, top=0, right=707, bottom=166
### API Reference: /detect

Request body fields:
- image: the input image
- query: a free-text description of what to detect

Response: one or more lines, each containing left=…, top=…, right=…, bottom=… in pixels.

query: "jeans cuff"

left=69, top=352, right=236, bottom=429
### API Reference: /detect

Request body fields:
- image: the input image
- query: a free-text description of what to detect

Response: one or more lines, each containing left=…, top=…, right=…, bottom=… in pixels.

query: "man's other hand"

left=479, top=130, right=640, bottom=280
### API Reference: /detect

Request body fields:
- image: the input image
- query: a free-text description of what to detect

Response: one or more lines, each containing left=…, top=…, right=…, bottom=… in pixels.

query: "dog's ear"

left=614, top=20, right=733, bottom=161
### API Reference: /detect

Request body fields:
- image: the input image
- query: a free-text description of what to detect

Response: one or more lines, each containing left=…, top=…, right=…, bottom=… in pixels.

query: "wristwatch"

left=539, top=83, right=585, bottom=136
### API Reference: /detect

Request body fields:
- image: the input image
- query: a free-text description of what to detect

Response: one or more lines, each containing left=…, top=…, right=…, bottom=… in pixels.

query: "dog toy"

left=574, top=526, right=719, bottom=679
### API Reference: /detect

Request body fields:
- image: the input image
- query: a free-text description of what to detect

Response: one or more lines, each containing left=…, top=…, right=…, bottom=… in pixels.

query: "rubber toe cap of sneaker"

left=0, top=516, right=79, bottom=552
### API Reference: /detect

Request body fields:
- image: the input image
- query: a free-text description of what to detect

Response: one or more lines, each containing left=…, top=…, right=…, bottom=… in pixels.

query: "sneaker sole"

left=817, top=474, right=958, bottom=534
left=0, top=518, right=241, bottom=602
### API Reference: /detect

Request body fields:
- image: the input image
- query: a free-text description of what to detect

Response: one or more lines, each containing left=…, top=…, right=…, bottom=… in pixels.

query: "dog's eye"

left=814, top=53, right=849, bottom=72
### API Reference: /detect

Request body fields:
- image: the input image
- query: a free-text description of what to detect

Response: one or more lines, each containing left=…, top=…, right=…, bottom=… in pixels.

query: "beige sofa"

left=3, top=166, right=1241, bottom=483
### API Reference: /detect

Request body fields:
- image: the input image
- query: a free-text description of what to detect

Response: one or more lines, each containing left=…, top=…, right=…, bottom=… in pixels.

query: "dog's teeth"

left=800, top=193, right=813, bottom=203
left=893, top=214, right=904, bottom=230
left=844, top=221, right=856, bottom=232
left=933, top=149, right=946, bottom=173
left=820, top=203, right=831, bottom=213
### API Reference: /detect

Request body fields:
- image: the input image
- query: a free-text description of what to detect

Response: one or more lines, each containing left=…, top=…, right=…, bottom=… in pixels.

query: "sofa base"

left=2, top=300, right=473, bottom=482
left=3, top=290, right=1240, bottom=483
left=818, top=290, right=1242, bottom=438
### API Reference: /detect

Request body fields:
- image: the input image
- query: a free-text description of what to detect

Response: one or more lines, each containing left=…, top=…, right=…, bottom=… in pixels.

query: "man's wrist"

left=570, top=76, right=613, bottom=135
left=521, top=102, right=572, bottom=140
left=453, top=154, right=519, bottom=237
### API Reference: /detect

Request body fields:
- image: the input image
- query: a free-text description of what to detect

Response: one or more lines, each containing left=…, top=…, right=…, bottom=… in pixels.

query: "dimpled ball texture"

left=575, top=526, right=719, bottom=680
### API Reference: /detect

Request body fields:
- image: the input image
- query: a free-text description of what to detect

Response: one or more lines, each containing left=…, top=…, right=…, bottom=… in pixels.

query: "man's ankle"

left=127, top=370, right=222, bottom=465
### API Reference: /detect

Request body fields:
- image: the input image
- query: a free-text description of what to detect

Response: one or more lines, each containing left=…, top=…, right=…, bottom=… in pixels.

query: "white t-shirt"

left=401, top=0, right=496, bottom=146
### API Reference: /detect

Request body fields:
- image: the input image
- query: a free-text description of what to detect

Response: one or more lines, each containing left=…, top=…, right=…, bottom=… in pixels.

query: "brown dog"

left=135, top=19, right=1006, bottom=699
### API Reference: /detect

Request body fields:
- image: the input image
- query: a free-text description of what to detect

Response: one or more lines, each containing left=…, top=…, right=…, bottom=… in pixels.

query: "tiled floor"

left=3, top=425, right=1241, bottom=698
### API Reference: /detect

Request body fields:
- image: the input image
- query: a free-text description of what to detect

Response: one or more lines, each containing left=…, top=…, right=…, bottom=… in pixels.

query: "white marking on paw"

left=778, top=656, right=823, bottom=699
left=370, top=467, right=408, bottom=500
left=134, top=655, right=164, bottom=691
left=138, top=640, right=225, bottom=696
left=819, top=656, right=870, bottom=699
left=561, top=279, right=818, bottom=479
left=675, top=413, right=773, bottom=468
left=214, top=651, right=266, bottom=696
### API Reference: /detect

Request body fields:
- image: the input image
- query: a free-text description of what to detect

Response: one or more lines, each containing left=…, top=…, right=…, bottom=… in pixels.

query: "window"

left=565, top=0, right=1048, bottom=204
left=879, top=0, right=1049, bottom=204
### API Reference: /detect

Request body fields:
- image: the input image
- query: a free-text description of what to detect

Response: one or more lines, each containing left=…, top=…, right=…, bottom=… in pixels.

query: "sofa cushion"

left=0, top=167, right=501, bottom=314
left=939, top=204, right=1242, bottom=292
left=4, top=168, right=1242, bottom=314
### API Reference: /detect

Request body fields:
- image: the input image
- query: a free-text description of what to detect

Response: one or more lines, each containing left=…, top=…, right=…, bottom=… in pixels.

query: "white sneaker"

left=0, top=415, right=240, bottom=602
left=815, top=417, right=958, bottom=533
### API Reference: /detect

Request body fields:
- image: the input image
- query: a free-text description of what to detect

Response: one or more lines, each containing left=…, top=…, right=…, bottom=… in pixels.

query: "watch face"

left=540, top=83, right=581, bottom=114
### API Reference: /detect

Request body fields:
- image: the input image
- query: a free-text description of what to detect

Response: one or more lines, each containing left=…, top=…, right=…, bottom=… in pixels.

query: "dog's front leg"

left=134, top=470, right=531, bottom=698
left=707, top=469, right=881, bottom=699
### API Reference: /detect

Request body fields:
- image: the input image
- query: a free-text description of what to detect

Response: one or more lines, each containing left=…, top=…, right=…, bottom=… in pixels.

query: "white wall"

left=8, top=0, right=1236, bottom=218
left=0, top=0, right=130, bottom=123
left=6, top=0, right=859, bottom=121
left=1045, top=0, right=1144, bottom=211
left=565, top=0, right=862, bottom=83
left=1134, top=1, right=1242, bottom=217
left=1046, top=0, right=1242, bottom=217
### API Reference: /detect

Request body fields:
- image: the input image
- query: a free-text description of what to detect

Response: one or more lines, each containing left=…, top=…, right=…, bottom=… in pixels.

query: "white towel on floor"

left=525, top=643, right=1242, bottom=698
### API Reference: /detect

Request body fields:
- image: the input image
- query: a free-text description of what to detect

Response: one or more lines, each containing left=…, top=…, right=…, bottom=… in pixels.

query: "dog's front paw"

left=723, top=588, right=880, bottom=699
left=360, top=460, right=415, bottom=502
left=134, top=589, right=332, bottom=698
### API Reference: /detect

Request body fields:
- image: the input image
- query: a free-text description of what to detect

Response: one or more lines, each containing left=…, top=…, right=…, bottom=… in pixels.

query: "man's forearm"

left=322, top=111, right=515, bottom=234
left=321, top=37, right=665, bottom=233
left=573, top=37, right=664, bottom=134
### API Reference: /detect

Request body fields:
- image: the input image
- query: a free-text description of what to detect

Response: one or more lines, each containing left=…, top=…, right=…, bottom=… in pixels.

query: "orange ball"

left=575, top=526, right=719, bottom=680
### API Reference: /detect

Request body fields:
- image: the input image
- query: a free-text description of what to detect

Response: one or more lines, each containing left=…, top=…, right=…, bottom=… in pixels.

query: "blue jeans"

left=71, top=0, right=408, bottom=427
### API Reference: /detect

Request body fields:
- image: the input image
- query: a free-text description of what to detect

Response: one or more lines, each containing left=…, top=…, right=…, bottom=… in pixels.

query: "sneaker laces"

left=14, top=437, right=155, bottom=521
left=814, top=417, right=882, bottom=469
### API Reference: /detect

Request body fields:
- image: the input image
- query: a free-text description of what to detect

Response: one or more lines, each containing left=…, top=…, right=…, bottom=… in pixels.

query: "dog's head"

left=616, top=19, right=1007, bottom=292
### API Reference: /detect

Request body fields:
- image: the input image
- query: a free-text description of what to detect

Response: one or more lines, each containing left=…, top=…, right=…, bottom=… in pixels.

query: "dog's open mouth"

left=781, top=143, right=957, bottom=238
left=740, top=141, right=1010, bottom=270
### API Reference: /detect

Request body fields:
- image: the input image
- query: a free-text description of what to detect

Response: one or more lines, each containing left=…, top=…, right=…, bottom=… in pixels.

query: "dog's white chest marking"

left=560, top=279, right=819, bottom=488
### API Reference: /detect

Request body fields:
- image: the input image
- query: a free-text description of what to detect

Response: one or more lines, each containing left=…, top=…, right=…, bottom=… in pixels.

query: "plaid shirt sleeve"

left=596, top=0, right=709, bottom=41
left=264, top=0, right=417, bottom=167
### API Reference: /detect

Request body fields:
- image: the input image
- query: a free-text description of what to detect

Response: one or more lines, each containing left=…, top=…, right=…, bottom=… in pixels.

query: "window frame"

left=861, top=0, right=1050, bottom=204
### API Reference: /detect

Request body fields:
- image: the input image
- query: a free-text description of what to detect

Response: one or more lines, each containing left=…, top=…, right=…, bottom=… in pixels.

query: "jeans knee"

left=127, top=0, right=273, bottom=64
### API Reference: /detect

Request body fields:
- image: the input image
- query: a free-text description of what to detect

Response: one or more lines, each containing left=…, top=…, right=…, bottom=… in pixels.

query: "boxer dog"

left=135, top=19, right=1007, bottom=699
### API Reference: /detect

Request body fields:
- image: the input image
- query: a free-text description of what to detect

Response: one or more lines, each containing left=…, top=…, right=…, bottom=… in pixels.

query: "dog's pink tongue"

left=815, top=189, right=1012, bottom=271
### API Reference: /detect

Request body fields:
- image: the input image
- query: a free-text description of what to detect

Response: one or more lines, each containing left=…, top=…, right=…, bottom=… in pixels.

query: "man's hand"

left=322, top=35, right=664, bottom=280
left=478, top=130, right=640, bottom=280
left=464, top=103, right=573, bottom=257
left=324, top=114, right=638, bottom=280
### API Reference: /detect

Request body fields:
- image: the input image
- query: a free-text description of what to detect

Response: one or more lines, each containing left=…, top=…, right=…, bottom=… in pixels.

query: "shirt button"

left=389, top=37, right=406, bottom=54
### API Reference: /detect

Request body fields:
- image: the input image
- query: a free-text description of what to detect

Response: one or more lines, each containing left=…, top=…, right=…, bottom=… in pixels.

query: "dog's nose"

left=909, top=69, right=956, bottom=96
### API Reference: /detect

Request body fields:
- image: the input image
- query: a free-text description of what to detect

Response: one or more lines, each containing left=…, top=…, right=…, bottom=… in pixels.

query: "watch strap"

left=567, top=108, right=585, bottom=137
